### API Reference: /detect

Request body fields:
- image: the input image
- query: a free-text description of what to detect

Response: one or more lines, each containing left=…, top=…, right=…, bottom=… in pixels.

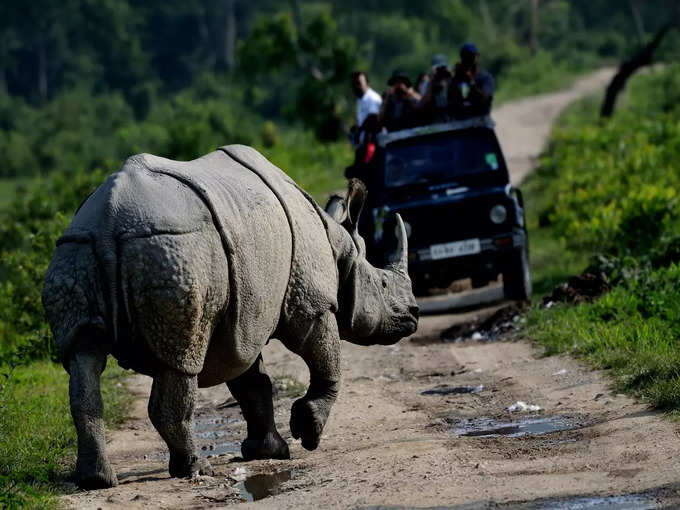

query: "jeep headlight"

left=490, top=204, right=507, bottom=224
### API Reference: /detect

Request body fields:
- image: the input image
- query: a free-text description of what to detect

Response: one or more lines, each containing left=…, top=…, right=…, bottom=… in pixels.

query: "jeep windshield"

left=383, top=128, right=507, bottom=189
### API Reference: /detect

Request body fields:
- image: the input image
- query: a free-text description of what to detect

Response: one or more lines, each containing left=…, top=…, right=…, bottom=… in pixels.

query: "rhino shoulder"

left=219, top=145, right=340, bottom=325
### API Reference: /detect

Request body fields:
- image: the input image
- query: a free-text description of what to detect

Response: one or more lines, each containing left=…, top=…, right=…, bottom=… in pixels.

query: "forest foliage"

left=1, top=0, right=679, bottom=178
left=525, top=64, right=680, bottom=412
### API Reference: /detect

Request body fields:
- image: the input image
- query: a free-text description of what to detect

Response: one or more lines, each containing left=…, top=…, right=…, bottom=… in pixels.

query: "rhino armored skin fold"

left=42, top=144, right=419, bottom=489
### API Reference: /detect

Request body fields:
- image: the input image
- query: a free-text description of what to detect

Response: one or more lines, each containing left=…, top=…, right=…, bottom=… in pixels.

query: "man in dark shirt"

left=450, top=43, right=495, bottom=119
left=379, top=70, right=421, bottom=132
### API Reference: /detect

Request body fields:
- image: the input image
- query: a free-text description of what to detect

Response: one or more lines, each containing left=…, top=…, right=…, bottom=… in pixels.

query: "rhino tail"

left=97, top=235, right=120, bottom=345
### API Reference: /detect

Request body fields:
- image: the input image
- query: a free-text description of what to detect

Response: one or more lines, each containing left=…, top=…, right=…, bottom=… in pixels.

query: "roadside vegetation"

left=524, top=64, right=680, bottom=412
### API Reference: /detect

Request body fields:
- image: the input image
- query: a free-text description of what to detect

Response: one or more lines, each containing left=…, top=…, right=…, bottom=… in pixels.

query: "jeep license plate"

left=430, top=239, right=481, bottom=260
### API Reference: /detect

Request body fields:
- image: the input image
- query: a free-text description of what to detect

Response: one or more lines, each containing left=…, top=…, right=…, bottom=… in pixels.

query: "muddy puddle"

left=421, top=384, right=484, bottom=396
left=236, top=470, right=294, bottom=502
left=512, top=493, right=657, bottom=509
left=194, top=415, right=243, bottom=458
left=356, top=492, right=657, bottom=509
left=452, top=416, right=581, bottom=438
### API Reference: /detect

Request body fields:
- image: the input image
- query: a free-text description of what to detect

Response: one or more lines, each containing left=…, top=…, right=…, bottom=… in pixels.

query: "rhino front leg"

left=68, top=346, right=117, bottom=489
left=148, top=368, right=213, bottom=478
left=227, top=354, right=290, bottom=460
left=283, top=312, right=340, bottom=451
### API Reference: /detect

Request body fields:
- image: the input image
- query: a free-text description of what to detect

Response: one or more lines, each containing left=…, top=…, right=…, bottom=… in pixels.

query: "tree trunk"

left=627, top=0, right=646, bottom=44
left=600, top=23, right=672, bottom=118
left=480, top=0, right=496, bottom=42
left=0, top=63, right=6, bottom=94
left=529, top=0, right=540, bottom=54
left=196, top=6, right=216, bottom=69
left=37, top=25, right=47, bottom=102
left=289, top=0, right=303, bottom=32
left=222, top=0, right=236, bottom=71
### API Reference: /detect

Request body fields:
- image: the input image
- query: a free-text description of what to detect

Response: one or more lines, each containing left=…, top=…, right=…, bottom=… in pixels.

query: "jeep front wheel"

left=503, top=245, right=532, bottom=301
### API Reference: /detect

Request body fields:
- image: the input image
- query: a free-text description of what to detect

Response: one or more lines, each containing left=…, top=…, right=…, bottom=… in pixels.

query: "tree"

left=601, top=22, right=674, bottom=118
left=239, top=9, right=360, bottom=140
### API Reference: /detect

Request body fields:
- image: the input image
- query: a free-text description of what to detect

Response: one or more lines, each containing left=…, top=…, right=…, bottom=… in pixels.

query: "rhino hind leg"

left=68, top=344, right=118, bottom=489
left=226, top=354, right=290, bottom=460
left=148, top=368, right=213, bottom=478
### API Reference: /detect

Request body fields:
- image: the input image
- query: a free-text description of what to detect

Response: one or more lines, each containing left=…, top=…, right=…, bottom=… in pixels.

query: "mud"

left=543, top=272, right=610, bottom=306
left=236, top=470, right=294, bottom=501
left=194, top=414, right=243, bottom=458
left=356, top=491, right=657, bottom=509
left=451, top=415, right=581, bottom=438
left=440, top=302, right=528, bottom=342
left=421, top=384, right=484, bottom=395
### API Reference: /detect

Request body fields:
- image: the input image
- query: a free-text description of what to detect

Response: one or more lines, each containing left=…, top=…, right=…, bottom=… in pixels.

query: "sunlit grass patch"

left=0, top=359, right=130, bottom=508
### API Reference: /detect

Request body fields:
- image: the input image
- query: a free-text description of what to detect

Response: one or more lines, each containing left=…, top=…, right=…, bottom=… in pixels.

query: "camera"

left=433, top=65, right=452, bottom=81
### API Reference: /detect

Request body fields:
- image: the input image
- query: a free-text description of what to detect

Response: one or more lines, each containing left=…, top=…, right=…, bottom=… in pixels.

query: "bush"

left=0, top=169, right=108, bottom=364
left=525, top=64, right=680, bottom=412
left=530, top=67, right=680, bottom=259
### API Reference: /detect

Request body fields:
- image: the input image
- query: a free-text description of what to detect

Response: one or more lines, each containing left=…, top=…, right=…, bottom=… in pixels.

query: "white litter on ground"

left=506, top=401, right=542, bottom=412
left=552, top=369, right=568, bottom=376
left=471, top=331, right=484, bottom=340
left=230, top=466, right=247, bottom=482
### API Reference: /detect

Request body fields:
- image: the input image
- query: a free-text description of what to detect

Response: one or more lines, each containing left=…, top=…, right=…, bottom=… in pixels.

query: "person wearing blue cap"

left=416, top=53, right=455, bottom=124
left=450, top=43, right=495, bottom=119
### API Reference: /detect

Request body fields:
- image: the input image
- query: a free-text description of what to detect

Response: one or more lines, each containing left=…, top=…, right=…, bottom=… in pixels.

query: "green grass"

left=259, top=129, right=351, bottom=203
left=522, top=65, right=680, bottom=413
left=0, top=360, right=131, bottom=508
left=526, top=265, right=680, bottom=410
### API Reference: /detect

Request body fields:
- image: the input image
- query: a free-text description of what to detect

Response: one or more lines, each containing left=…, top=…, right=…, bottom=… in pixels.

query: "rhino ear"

left=345, top=179, right=367, bottom=230
left=338, top=260, right=380, bottom=343
left=325, top=193, right=347, bottom=223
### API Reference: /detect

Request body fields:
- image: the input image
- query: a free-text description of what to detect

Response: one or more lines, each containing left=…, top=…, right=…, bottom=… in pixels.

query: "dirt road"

left=62, top=68, right=680, bottom=509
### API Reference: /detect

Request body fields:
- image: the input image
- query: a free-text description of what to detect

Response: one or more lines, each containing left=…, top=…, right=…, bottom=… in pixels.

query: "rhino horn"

left=390, top=213, right=409, bottom=275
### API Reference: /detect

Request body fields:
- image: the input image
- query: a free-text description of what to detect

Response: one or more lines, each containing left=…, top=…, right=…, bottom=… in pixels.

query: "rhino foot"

left=290, top=398, right=328, bottom=451
left=242, top=431, right=290, bottom=460
left=75, top=460, right=118, bottom=490
left=169, top=453, right=213, bottom=478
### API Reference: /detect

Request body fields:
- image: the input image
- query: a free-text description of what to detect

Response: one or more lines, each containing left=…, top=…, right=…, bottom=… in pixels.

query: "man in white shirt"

left=351, top=71, right=382, bottom=144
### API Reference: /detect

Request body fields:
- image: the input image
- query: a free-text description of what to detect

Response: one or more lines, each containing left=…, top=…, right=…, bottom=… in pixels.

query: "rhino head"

left=327, top=180, right=419, bottom=345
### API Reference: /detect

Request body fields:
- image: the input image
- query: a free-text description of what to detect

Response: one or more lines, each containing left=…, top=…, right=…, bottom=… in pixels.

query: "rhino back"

left=49, top=151, right=292, bottom=377
left=136, top=150, right=293, bottom=377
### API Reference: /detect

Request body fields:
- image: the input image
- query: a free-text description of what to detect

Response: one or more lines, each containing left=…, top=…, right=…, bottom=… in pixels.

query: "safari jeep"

left=356, top=116, right=531, bottom=300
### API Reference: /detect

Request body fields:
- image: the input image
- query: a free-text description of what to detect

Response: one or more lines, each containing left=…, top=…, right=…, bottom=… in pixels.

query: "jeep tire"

left=503, top=244, right=532, bottom=301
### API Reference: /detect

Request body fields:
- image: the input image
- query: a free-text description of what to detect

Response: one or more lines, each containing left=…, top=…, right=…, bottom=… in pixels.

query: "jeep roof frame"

left=376, top=115, right=496, bottom=148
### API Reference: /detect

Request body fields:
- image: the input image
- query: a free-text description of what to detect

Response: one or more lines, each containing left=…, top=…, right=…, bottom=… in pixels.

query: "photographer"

left=449, top=43, right=495, bottom=119
left=416, top=53, right=454, bottom=124
left=378, top=70, right=421, bottom=132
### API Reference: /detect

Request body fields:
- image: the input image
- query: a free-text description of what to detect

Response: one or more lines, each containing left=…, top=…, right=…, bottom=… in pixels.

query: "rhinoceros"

left=42, top=144, right=418, bottom=489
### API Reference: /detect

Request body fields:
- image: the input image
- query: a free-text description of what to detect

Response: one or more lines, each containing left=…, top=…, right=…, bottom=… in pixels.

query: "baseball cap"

left=430, top=53, right=448, bottom=68
left=460, top=43, right=479, bottom=56
left=387, top=69, right=412, bottom=87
